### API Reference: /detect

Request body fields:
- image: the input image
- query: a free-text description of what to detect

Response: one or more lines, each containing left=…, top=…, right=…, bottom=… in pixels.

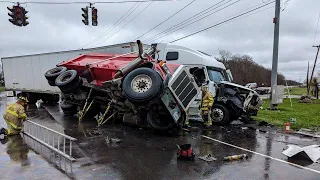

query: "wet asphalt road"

left=1, top=94, right=320, bottom=180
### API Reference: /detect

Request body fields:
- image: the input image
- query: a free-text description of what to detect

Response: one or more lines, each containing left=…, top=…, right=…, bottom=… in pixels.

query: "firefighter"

left=0, top=96, right=29, bottom=136
left=200, top=85, right=214, bottom=127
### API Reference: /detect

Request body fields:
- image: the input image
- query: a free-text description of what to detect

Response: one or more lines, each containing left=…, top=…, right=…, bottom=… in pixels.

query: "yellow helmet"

left=18, top=96, right=29, bottom=103
left=201, top=85, right=208, bottom=91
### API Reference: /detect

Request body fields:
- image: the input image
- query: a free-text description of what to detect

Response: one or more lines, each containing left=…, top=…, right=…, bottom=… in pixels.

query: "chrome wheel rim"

left=211, top=108, right=224, bottom=122
left=131, top=74, right=152, bottom=93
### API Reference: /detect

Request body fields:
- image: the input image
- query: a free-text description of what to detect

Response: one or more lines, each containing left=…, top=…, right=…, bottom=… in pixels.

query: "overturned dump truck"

left=44, top=41, right=202, bottom=131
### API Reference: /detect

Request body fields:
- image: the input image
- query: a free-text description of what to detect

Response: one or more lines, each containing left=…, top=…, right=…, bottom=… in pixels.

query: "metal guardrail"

left=23, top=120, right=77, bottom=162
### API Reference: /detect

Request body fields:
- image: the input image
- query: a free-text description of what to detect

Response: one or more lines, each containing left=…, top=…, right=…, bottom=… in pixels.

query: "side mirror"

left=226, top=69, right=233, bottom=82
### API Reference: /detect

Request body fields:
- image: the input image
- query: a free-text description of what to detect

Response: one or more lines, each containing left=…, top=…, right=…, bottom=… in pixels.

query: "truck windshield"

left=207, top=67, right=228, bottom=83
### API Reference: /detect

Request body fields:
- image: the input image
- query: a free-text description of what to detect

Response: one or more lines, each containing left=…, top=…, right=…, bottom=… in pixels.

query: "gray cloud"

left=1, top=0, right=320, bottom=82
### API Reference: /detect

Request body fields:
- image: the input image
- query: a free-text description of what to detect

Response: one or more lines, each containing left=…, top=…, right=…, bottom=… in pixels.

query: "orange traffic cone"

left=285, top=122, right=291, bottom=133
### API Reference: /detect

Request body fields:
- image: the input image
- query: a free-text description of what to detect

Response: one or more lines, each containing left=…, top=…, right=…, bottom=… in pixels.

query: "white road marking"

left=202, top=135, right=320, bottom=174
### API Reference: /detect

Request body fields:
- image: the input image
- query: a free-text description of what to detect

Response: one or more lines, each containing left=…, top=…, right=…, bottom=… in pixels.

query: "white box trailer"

left=1, top=42, right=149, bottom=103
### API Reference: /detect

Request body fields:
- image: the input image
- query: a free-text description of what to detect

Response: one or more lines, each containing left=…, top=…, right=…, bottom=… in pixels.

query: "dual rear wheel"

left=45, top=67, right=83, bottom=93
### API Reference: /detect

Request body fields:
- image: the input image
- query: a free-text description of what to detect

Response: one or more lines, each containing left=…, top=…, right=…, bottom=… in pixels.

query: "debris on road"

left=105, top=136, right=122, bottom=144
left=295, top=128, right=320, bottom=138
left=282, top=145, right=320, bottom=163
left=241, top=127, right=249, bottom=130
left=199, top=154, right=217, bottom=162
left=177, top=144, right=195, bottom=161
left=223, top=154, right=248, bottom=161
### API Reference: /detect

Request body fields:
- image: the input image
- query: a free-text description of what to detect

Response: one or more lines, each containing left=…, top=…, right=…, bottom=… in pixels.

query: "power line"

left=281, top=0, right=291, bottom=11
left=93, top=1, right=154, bottom=47
left=313, top=12, right=320, bottom=46
left=81, top=2, right=139, bottom=48
left=0, top=0, right=177, bottom=4
left=143, top=0, right=229, bottom=42
left=170, top=1, right=275, bottom=43
left=134, top=0, right=196, bottom=40
left=148, top=0, right=284, bottom=43
left=144, top=0, right=240, bottom=43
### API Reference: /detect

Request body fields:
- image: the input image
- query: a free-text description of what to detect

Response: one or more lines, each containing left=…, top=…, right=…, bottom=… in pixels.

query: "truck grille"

left=171, top=70, right=198, bottom=109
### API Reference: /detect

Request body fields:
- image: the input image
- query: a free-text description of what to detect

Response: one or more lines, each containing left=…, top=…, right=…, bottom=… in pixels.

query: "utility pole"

left=307, top=62, right=309, bottom=93
left=269, top=0, right=281, bottom=110
left=309, top=45, right=320, bottom=94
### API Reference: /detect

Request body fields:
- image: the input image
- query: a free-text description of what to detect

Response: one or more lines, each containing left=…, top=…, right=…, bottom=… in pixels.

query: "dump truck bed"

left=58, top=53, right=138, bottom=86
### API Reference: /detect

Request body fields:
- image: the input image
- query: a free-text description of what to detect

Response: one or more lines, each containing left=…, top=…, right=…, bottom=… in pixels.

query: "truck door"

left=188, top=66, right=207, bottom=120
left=206, top=66, right=216, bottom=97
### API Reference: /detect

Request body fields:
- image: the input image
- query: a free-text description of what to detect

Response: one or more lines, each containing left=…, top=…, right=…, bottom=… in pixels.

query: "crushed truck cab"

left=153, top=43, right=263, bottom=125
left=44, top=41, right=201, bottom=131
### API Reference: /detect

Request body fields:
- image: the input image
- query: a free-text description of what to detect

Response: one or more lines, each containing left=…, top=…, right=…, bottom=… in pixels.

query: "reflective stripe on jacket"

left=3, top=103, right=27, bottom=129
left=201, top=91, right=214, bottom=115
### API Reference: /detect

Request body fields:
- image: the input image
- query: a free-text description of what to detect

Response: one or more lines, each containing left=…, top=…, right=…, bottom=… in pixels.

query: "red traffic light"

left=16, top=7, right=22, bottom=13
left=7, top=5, right=29, bottom=26
left=92, top=8, right=97, bottom=15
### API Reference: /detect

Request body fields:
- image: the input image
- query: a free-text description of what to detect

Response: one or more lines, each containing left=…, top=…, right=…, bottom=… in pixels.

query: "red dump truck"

left=44, top=41, right=202, bottom=131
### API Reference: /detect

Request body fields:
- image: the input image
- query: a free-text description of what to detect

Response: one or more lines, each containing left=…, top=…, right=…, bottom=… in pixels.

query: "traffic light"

left=7, top=5, right=29, bottom=26
left=81, top=6, right=89, bottom=25
left=92, top=7, right=98, bottom=26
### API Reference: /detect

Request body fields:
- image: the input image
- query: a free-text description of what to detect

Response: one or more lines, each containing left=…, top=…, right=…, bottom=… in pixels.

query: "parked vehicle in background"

left=245, top=83, right=258, bottom=89
left=1, top=42, right=149, bottom=104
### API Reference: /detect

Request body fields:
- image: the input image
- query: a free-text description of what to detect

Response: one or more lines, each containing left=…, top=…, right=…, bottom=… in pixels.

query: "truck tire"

left=48, top=80, right=56, bottom=86
left=59, top=78, right=83, bottom=93
left=55, top=70, right=82, bottom=92
left=45, top=67, right=67, bottom=82
left=147, top=111, right=174, bottom=131
left=122, top=68, right=163, bottom=103
left=60, top=100, right=77, bottom=116
left=210, top=103, right=231, bottom=126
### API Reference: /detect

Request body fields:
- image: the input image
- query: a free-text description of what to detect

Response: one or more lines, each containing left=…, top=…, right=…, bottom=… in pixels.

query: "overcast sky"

left=0, top=0, right=319, bottom=82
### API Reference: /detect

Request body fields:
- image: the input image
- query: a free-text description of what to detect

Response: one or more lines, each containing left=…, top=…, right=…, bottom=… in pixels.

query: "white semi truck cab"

left=151, top=43, right=263, bottom=125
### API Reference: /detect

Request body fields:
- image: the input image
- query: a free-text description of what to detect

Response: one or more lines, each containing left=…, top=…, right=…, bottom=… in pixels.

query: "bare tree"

left=215, top=49, right=232, bottom=65
left=214, top=49, right=287, bottom=86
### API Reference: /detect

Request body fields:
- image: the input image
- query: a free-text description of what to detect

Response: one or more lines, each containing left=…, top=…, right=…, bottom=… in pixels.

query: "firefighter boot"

left=0, top=128, right=8, bottom=144
left=0, top=136, right=8, bottom=144
left=0, top=128, right=6, bottom=135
